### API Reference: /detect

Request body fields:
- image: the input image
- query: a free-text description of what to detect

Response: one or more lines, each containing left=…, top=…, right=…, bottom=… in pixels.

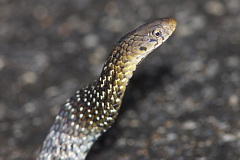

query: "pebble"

left=182, top=121, right=197, bottom=130
left=221, top=134, right=237, bottom=142
left=226, top=56, right=239, bottom=68
left=20, top=71, right=38, bottom=84
left=204, top=1, right=226, bottom=16
left=166, top=133, right=177, bottom=141
left=228, top=94, right=239, bottom=107
left=23, top=102, right=37, bottom=113
left=83, top=34, right=99, bottom=48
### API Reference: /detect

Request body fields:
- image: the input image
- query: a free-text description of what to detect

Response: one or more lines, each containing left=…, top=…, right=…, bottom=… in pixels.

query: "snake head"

left=118, top=18, right=177, bottom=65
left=134, top=18, right=176, bottom=45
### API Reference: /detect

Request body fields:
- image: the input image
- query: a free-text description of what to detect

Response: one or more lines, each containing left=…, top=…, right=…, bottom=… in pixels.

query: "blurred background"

left=0, top=0, right=239, bottom=159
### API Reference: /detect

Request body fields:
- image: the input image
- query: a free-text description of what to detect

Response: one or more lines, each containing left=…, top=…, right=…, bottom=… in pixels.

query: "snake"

left=38, top=18, right=177, bottom=160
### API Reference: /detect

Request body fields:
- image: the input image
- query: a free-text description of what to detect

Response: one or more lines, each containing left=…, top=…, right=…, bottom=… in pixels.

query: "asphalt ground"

left=0, top=0, right=239, bottom=160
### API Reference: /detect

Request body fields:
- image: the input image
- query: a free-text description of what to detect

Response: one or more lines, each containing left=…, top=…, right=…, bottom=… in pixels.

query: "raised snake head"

left=116, top=18, right=177, bottom=65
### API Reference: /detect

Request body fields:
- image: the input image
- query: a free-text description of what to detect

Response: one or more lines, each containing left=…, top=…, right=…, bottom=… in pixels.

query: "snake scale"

left=38, top=18, right=177, bottom=159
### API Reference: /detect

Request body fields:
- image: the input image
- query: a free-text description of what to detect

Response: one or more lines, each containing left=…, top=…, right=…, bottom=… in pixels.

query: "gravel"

left=0, top=0, right=239, bottom=160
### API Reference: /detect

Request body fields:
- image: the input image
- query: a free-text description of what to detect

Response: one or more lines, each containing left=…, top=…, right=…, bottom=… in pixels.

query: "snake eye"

left=155, top=32, right=160, bottom=36
left=152, top=30, right=161, bottom=37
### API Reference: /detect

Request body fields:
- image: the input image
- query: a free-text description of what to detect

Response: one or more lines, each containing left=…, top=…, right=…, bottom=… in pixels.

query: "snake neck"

left=81, top=46, right=138, bottom=132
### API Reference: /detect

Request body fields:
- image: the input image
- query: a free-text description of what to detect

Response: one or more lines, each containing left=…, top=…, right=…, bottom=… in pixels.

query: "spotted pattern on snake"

left=38, top=18, right=177, bottom=160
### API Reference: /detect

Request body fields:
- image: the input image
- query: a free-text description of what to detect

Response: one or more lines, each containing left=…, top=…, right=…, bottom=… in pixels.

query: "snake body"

left=38, top=18, right=177, bottom=159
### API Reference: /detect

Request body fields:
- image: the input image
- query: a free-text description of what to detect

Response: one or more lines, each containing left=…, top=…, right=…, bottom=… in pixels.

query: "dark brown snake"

left=38, top=18, right=177, bottom=160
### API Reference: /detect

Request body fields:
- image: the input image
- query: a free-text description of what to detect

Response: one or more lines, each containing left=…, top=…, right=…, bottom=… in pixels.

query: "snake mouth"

left=153, top=37, right=164, bottom=49
left=154, top=41, right=159, bottom=48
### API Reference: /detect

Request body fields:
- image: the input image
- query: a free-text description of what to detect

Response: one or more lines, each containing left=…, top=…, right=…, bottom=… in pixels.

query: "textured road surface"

left=0, top=0, right=239, bottom=160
